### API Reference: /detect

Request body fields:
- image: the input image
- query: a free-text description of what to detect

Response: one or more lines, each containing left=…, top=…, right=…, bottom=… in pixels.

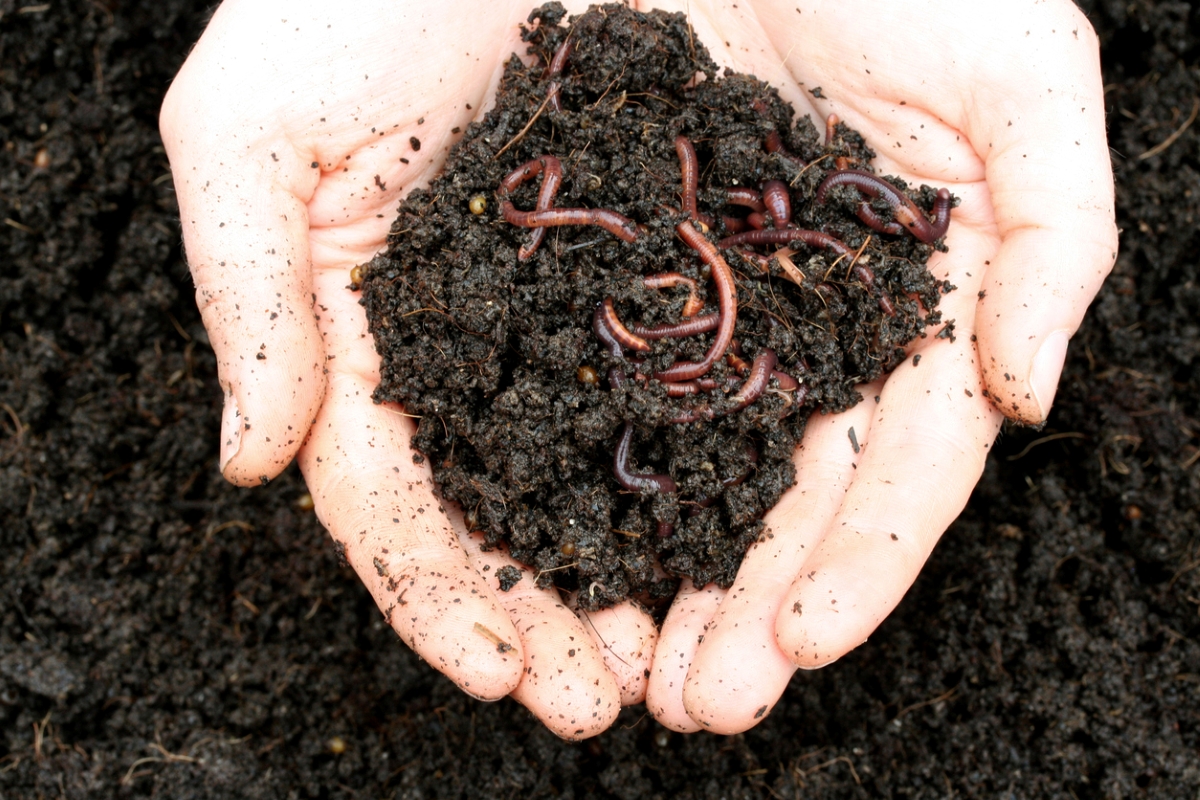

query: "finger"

left=460, top=537, right=622, bottom=740
left=776, top=239, right=1004, bottom=668
left=645, top=580, right=723, bottom=733
left=680, top=389, right=880, bottom=734
left=296, top=268, right=522, bottom=699
left=575, top=601, right=657, bottom=706
left=161, top=71, right=324, bottom=487
left=967, top=7, right=1118, bottom=423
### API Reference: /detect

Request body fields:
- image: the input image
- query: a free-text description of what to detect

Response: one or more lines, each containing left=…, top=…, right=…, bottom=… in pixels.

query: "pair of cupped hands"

left=161, top=0, right=1116, bottom=738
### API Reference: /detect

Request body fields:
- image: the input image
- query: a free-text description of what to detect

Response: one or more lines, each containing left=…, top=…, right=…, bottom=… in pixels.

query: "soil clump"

left=360, top=3, right=949, bottom=606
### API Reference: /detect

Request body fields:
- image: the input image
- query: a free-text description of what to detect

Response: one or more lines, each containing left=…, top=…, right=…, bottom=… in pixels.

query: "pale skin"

left=160, top=0, right=1116, bottom=738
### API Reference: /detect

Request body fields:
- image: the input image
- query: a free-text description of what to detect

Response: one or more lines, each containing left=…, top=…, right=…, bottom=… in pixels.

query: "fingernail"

left=1029, top=329, right=1070, bottom=422
left=219, top=388, right=243, bottom=473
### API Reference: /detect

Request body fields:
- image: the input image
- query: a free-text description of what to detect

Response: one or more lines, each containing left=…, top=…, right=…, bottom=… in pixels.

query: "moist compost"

left=360, top=3, right=949, bottom=607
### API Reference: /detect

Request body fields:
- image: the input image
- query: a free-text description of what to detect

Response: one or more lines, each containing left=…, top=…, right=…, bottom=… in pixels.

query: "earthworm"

left=726, top=187, right=767, bottom=213
left=613, top=422, right=677, bottom=494
left=816, top=169, right=952, bottom=243
left=499, top=156, right=554, bottom=194
left=504, top=156, right=564, bottom=260
left=730, top=340, right=800, bottom=391
left=717, top=228, right=852, bottom=256
left=854, top=202, right=906, bottom=236
left=735, top=249, right=772, bottom=270
left=632, top=313, right=719, bottom=340
left=770, top=370, right=801, bottom=391
left=851, top=261, right=897, bottom=317
left=497, top=155, right=561, bottom=259
left=721, top=216, right=749, bottom=234
left=652, top=221, right=737, bottom=383
left=824, top=113, right=839, bottom=147
left=661, top=376, right=734, bottom=396
left=675, top=135, right=701, bottom=221
left=726, top=348, right=778, bottom=413
left=761, top=180, right=792, bottom=229
left=502, top=204, right=640, bottom=242
left=746, top=212, right=769, bottom=231
left=727, top=347, right=751, bottom=375
left=643, top=272, right=705, bottom=318
left=592, top=301, right=625, bottom=358
left=597, top=298, right=650, bottom=352
left=764, top=130, right=804, bottom=166
left=877, top=292, right=896, bottom=317
left=668, top=348, right=777, bottom=423
left=545, top=37, right=572, bottom=112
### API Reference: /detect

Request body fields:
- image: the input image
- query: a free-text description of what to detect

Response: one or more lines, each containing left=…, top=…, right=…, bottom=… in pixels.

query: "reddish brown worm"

left=824, top=113, right=839, bottom=147
left=653, top=221, right=737, bottom=383
left=726, top=187, right=767, bottom=213
left=498, top=155, right=562, bottom=260
left=662, top=376, right=733, bottom=397
left=721, top=216, right=748, bottom=234
left=854, top=202, right=905, bottom=236
left=643, top=272, right=705, bottom=318
left=727, top=349, right=751, bottom=375
left=505, top=156, right=564, bottom=260
left=614, top=422, right=677, bottom=494
left=502, top=204, right=640, bottom=242
left=669, top=349, right=777, bottom=424
left=727, top=348, right=778, bottom=413
left=730, top=339, right=800, bottom=390
left=593, top=301, right=624, bottom=358
left=816, top=169, right=952, bottom=243
left=545, top=37, right=572, bottom=113
left=632, top=313, right=719, bottom=340
left=675, top=135, right=701, bottom=221
left=851, top=262, right=898, bottom=317
left=761, top=180, right=792, bottom=229
left=717, top=228, right=853, bottom=256
left=597, top=298, right=650, bottom=352
left=771, top=370, right=800, bottom=391
left=747, top=212, right=769, bottom=231
left=764, top=130, right=804, bottom=166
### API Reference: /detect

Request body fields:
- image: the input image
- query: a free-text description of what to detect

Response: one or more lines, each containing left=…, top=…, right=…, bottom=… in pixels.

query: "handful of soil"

left=359, top=2, right=952, bottom=610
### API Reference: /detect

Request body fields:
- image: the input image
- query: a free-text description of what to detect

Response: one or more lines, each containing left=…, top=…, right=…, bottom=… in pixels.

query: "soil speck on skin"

left=361, top=3, right=948, bottom=609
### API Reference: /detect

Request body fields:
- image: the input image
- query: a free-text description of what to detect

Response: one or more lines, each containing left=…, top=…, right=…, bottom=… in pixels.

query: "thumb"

left=971, top=14, right=1118, bottom=424
left=161, top=69, right=324, bottom=486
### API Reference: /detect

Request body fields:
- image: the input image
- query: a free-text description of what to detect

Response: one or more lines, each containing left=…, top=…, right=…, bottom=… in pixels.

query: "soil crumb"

left=360, top=3, right=949, bottom=609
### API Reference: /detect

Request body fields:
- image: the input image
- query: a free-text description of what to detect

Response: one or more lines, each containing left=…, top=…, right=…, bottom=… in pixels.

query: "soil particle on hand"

left=360, top=3, right=947, bottom=609
left=496, top=565, right=523, bottom=591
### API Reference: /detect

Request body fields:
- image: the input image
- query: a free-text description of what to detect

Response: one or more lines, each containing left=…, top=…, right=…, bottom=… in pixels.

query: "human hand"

left=160, top=0, right=661, bottom=739
left=642, top=0, right=1118, bottom=732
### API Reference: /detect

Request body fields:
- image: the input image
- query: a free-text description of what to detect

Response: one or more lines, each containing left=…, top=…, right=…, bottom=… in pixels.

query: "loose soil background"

left=0, top=1, right=1196, bottom=797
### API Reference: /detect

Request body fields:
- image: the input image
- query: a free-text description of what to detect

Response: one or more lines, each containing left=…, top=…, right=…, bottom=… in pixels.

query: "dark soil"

left=0, top=0, right=1197, bottom=798
left=360, top=4, right=947, bottom=607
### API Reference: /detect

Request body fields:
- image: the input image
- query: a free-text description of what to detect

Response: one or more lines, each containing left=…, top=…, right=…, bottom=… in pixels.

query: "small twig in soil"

left=896, top=686, right=958, bottom=718
left=803, top=755, right=862, bottom=785
left=1005, top=431, right=1086, bottom=461
left=493, top=92, right=555, bottom=161
left=1138, top=96, right=1199, bottom=160
left=1, top=402, right=24, bottom=440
